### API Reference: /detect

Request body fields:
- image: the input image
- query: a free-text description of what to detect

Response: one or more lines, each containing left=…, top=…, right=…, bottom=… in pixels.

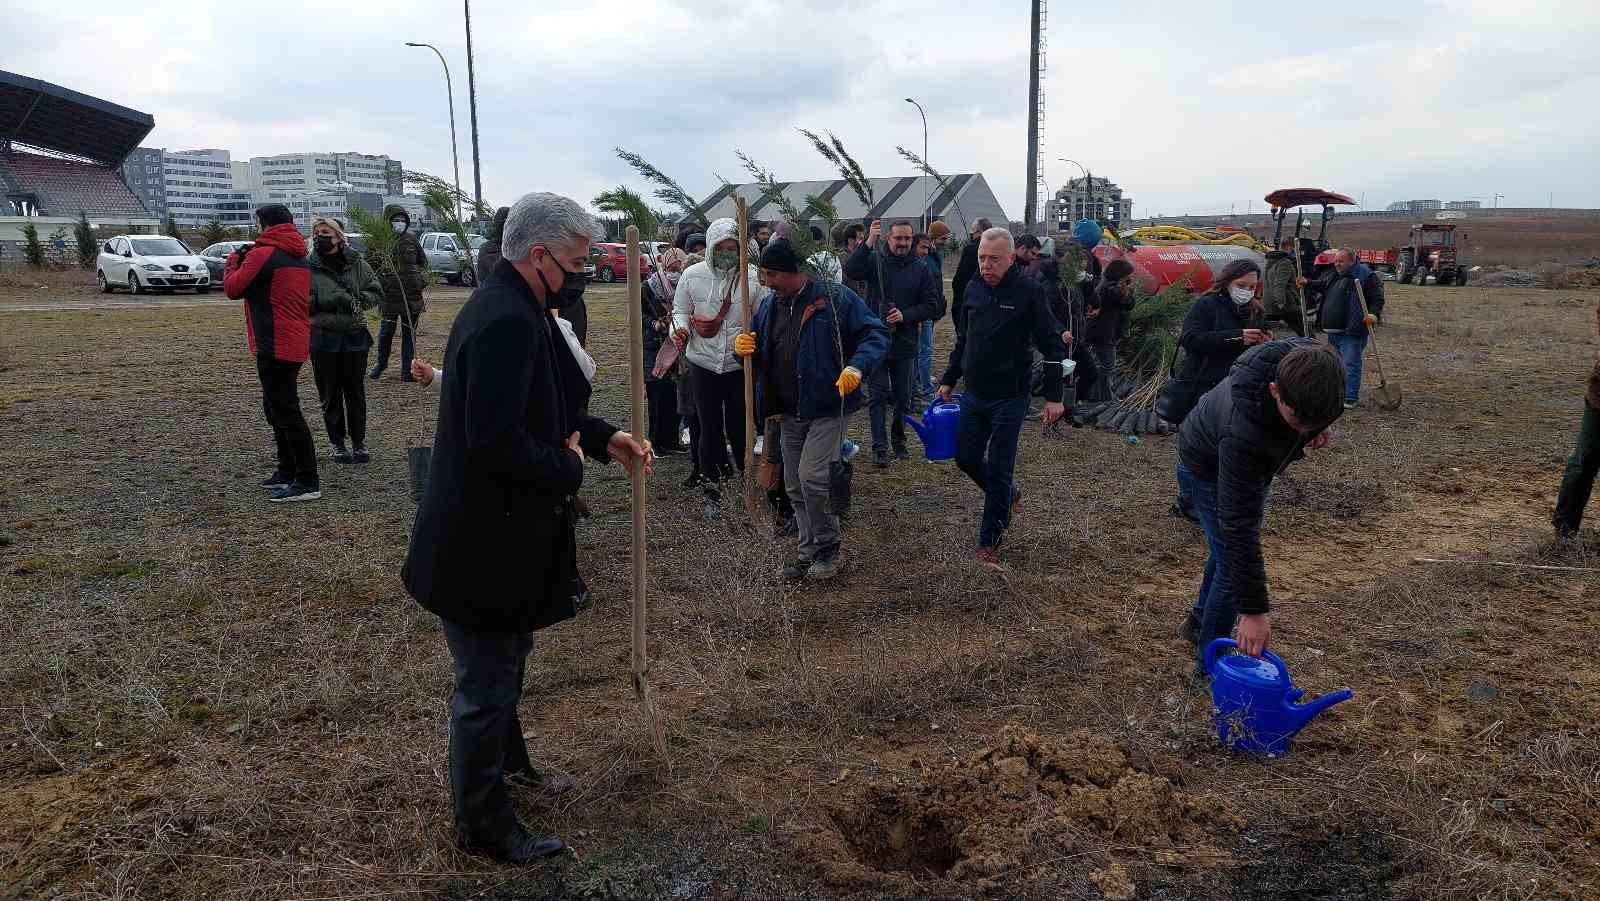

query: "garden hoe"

left=1352, top=279, right=1401, bottom=411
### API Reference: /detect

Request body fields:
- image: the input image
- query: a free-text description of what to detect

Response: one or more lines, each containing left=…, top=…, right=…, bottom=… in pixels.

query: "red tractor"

left=1396, top=223, right=1467, bottom=286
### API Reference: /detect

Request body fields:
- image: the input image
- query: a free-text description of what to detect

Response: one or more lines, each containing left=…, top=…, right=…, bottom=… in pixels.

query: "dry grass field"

left=1, top=278, right=1597, bottom=900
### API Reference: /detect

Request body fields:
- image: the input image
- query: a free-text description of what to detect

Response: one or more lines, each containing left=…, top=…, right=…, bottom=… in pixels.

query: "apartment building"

left=119, top=148, right=234, bottom=226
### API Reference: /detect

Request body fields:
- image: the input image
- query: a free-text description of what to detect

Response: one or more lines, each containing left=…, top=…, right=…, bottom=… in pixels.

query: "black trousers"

left=562, top=299, right=588, bottom=347
left=440, top=617, right=537, bottom=842
left=1554, top=402, right=1600, bottom=535
left=869, top=355, right=915, bottom=452
left=256, top=356, right=318, bottom=487
left=690, top=363, right=746, bottom=484
left=311, top=349, right=369, bottom=446
left=644, top=355, right=681, bottom=451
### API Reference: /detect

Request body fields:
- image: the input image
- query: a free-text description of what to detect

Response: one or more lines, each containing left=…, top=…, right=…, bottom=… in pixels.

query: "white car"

left=97, top=235, right=211, bottom=294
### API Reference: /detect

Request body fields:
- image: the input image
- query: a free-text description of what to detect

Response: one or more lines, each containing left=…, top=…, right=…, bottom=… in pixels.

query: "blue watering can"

left=1203, top=638, right=1353, bottom=756
left=904, top=393, right=962, bottom=461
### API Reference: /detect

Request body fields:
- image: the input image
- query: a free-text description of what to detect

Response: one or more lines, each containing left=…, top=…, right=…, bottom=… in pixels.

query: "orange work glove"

left=734, top=332, right=756, bottom=357
left=835, top=366, right=862, bottom=397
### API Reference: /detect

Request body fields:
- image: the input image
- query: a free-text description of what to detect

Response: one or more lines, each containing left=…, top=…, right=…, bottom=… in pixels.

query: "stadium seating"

left=2, top=151, right=148, bottom=218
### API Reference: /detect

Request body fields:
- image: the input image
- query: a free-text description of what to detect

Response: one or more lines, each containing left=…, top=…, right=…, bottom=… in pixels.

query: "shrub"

left=21, top=223, right=46, bottom=267
left=74, top=212, right=96, bottom=268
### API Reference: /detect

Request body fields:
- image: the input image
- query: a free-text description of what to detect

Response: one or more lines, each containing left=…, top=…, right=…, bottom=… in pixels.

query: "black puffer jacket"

left=1178, top=338, right=1339, bottom=615
left=376, top=204, right=428, bottom=319
left=942, top=264, right=1068, bottom=402
left=951, top=238, right=980, bottom=331
left=1178, top=290, right=1260, bottom=396
left=843, top=241, right=944, bottom=361
left=1086, top=279, right=1130, bottom=346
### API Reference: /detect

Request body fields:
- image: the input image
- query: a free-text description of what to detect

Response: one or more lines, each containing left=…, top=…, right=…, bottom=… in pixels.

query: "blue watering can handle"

left=1202, top=637, right=1236, bottom=675
left=1263, top=649, right=1292, bottom=683
left=927, top=392, right=962, bottom=421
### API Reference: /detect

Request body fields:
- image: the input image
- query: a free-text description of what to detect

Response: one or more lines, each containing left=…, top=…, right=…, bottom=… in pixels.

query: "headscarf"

left=651, top=246, right=689, bottom=298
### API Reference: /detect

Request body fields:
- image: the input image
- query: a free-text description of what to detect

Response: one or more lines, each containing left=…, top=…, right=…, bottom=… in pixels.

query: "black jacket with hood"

left=843, top=239, right=944, bottom=360
left=1178, top=289, right=1261, bottom=397
left=376, top=204, right=428, bottom=319
left=1178, top=338, right=1340, bottom=615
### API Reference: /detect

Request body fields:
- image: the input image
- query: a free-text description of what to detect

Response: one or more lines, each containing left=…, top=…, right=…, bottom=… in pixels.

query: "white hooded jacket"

left=672, top=217, right=761, bottom=375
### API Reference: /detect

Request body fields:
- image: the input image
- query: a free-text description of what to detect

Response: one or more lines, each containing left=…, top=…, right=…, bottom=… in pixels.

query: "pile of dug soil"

left=801, top=724, right=1241, bottom=896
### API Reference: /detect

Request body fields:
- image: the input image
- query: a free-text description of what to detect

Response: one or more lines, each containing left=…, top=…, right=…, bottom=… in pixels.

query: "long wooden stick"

left=625, top=227, right=668, bottom=764
left=736, top=196, right=757, bottom=522
left=1414, top=557, right=1600, bottom=574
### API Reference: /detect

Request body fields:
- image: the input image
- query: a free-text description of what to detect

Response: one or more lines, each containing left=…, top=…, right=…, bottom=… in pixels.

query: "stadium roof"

left=693, top=174, right=1009, bottom=233
left=0, top=70, right=154, bottom=166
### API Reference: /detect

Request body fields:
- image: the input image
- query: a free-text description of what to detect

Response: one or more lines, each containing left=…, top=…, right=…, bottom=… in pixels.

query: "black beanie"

left=759, top=239, right=801, bottom=273
left=255, top=204, right=293, bottom=228
left=1104, top=259, right=1134, bottom=282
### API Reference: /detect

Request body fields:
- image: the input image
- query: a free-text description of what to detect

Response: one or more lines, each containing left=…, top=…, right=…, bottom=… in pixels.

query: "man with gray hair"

left=403, top=191, right=652, bottom=863
left=938, top=227, right=1068, bottom=570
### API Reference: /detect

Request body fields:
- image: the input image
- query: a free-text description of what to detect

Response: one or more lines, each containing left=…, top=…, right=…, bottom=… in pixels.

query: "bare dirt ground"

left=1323, top=216, right=1600, bottom=268
left=2, top=279, right=1599, bottom=900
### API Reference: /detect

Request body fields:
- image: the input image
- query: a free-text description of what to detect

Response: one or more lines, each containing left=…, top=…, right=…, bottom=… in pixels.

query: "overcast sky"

left=9, top=0, right=1598, bottom=220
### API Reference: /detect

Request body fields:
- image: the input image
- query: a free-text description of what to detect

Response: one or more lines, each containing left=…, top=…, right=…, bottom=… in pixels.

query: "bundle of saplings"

left=1070, top=278, right=1193, bottom=437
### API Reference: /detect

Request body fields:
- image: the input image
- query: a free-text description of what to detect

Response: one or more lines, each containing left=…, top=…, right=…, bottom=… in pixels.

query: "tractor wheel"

left=1455, top=267, right=1468, bottom=286
left=1396, top=250, right=1414, bottom=284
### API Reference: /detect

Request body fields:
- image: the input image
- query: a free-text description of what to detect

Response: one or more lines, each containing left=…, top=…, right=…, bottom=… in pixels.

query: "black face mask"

left=535, top=252, right=587, bottom=309
left=313, top=235, right=336, bottom=256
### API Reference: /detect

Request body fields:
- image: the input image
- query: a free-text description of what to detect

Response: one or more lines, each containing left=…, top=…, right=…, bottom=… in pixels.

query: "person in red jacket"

left=225, top=204, right=319, bottom=502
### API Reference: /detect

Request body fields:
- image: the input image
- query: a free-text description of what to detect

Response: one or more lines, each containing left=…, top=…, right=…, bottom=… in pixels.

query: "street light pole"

left=405, top=41, right=463, bottom=226
left=1059, top=157, right=1088, bottom=223
left=904, top=97, right=928, bottom=230
left=463, top=0, right=483, bottom=221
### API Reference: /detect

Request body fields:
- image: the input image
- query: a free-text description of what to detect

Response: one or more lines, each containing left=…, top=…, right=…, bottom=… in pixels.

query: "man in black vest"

left=402, top=192, right=651, bottom=863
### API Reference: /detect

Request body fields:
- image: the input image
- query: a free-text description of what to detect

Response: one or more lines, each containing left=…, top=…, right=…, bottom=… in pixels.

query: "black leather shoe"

left=457, top=826, right=567, bottom=863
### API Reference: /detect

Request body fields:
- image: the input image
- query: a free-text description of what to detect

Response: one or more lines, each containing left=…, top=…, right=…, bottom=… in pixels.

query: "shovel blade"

left=1377, top=383, right=1403, bottom=411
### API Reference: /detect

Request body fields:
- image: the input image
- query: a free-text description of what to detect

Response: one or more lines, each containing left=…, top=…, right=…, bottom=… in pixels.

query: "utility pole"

left=1023, top=0, right=1043, bottom=229
left=464, top=0, right=483, bottom=221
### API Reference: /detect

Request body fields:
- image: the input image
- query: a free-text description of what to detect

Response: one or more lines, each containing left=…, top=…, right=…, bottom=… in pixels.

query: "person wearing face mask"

left=370, top=205, right=429, bottom=381
left=306, top=217, right=383, bottom=464
left=403, top=192, right=651, bottom=865
left=643, top=247, right=688, bottom=455
left=1168, top=260, right=1270, bottom=524
left=735, top=239, right=889, bottom=581
left=1176, top=340, right=1345, bottom=675
left=672, top=217, right=763, bottom=520
left=844, top=219, right=944, bottom=467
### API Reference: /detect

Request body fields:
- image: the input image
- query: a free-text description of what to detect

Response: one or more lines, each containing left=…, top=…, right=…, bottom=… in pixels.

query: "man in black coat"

left=937, top=228, right=1068, bottom=570
left=845, top=218, right=945, bottom=466
left=1176, top=339, right=1344, bottom=673
left=950, top=217, right=992, bottom=334
left=402, top=192, right=651, bottom=863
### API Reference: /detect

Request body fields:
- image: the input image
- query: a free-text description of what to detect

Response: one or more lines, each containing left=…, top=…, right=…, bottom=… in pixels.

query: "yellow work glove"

left=835, top=366, right=862, bottom=397
left=734, top=332, right=757, bottom=357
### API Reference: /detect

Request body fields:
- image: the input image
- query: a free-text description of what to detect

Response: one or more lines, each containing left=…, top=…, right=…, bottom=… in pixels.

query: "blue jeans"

left=1326, top=332, right=1366, bottom=403
left=954, top=392, right=1027, bottom=548
left=914, top=320, right=935, bottom=398
left=1178, top=463, right=1237, bottom=669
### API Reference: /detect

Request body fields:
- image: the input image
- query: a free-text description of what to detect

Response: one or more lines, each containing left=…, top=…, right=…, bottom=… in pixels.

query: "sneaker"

left=260, top=470, right=291, bottom=490
left=975, top=547, right=1004, bottom=571
left=351, top=445, right=370, bottom=464
left=782, top=558, right=813, bottom=581
left=807, top=549, right=842, bottom=581
left=841, top=439, right=860, bottom=462
left=872, top=449, right=890, bottom=468
left=332, top=442, right=354, bottom=464
left=1343, top=400, right=1359, bottom=410
left=368, top=367, right=383, bottom=381
left=893, top=445, right=911, bottom=461
left=269, top=482, right=321, bottom=503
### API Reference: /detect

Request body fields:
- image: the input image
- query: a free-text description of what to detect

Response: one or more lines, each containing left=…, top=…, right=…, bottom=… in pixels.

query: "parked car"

left=198, top=240, right=252, bottom=283
left=97, top=235, right=211, bottom=295
left=419, top=232, right=476, bottom=287
left=345, top=233, right=369, bottom=254
left=591, top=242, right=653, bottom=283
